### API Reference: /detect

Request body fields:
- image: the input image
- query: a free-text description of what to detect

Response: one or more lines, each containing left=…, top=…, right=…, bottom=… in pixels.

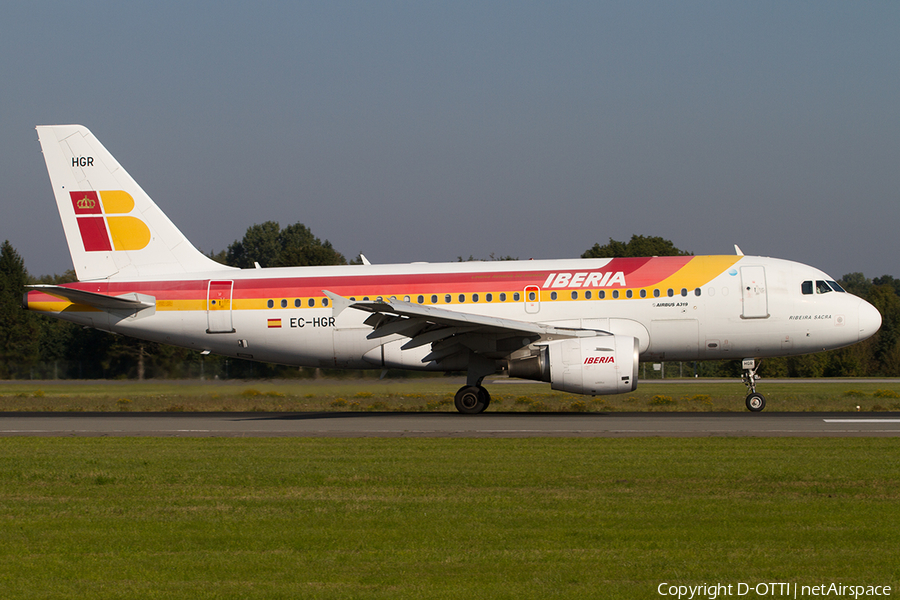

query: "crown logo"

left=76, top=196, right=96, bottom=210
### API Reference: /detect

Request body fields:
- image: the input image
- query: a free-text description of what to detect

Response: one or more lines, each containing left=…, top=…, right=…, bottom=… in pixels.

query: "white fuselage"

left=29, top=254, right=881, bottom=373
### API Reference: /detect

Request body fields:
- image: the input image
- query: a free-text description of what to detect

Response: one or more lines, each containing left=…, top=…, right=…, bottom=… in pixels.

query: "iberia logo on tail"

left=69, top=191, right=151, bottom=251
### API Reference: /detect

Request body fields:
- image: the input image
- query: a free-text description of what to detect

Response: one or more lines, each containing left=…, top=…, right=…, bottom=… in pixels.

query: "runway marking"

left=823, top=419, right=900, bottom=423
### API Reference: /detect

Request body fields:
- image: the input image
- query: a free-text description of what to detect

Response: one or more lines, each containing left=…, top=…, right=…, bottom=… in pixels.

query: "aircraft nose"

left=858, top=299, right=882, bottom=341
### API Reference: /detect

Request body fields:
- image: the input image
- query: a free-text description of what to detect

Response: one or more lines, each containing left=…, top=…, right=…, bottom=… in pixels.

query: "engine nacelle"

left=508, top=335, right=639, bottom=395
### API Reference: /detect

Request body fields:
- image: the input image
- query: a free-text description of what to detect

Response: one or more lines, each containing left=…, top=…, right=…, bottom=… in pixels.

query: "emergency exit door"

left=524, top=285, right=540, bottom=314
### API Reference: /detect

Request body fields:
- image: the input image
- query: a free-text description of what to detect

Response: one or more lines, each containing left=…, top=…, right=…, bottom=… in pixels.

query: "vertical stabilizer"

left=36, top=125, right=233, bottom=281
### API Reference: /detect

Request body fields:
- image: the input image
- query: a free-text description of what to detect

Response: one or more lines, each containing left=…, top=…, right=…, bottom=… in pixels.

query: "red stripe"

left=59, top=256, right=702, bottom=300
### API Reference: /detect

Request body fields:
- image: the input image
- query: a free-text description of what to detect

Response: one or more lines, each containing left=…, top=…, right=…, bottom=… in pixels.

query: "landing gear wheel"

left=454, top=385, right=490, bottom=414
left=746, top=392, right=766, bottom=412
left=480, top=387, right=491, bottom=410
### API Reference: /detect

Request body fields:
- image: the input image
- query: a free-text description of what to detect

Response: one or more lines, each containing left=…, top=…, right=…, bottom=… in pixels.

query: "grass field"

left=0, top=437, right=898, bottom=599
left=0, top=378, right=899, bottom=412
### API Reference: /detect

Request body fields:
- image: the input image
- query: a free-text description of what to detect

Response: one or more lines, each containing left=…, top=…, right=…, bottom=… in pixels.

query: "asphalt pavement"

left=1, top=411, right=899, bottom=437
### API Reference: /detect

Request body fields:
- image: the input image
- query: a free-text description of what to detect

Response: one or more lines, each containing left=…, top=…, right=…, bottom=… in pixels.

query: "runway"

left=1, top=412, right=899, bottom=437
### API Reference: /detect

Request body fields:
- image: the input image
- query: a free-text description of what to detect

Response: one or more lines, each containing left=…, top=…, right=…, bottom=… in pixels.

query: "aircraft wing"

left=324, top=290, right=603, bottom=363
left=26, top=285, right=155, bottom=311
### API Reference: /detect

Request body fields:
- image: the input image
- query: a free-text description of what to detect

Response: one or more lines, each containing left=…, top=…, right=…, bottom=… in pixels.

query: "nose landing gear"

left=742, top=358, right=766, bottom=412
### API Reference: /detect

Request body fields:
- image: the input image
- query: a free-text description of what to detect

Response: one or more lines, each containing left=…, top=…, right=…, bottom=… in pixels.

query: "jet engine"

left=507, top=335, right=639, bottom=395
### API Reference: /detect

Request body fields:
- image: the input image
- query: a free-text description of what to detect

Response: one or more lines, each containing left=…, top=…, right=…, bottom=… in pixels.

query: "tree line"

left=1, top=231, right=897, bottom=380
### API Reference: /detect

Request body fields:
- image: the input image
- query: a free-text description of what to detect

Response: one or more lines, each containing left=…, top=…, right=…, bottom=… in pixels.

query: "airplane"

left=25, top=125, right=882, bottom=413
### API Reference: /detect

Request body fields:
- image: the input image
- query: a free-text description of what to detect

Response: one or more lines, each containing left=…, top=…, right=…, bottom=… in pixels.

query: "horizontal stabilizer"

left=27, top=285, right=155, bottom=311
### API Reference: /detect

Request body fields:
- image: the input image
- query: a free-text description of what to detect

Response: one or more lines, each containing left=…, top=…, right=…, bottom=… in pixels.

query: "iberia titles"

left=542, top=271, right=626, bottom=289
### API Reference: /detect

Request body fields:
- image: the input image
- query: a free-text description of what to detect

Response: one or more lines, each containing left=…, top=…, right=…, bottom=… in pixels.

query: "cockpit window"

left=816, top=280, right=832, bottom=294
left=803, top=279, right=846, bottom=295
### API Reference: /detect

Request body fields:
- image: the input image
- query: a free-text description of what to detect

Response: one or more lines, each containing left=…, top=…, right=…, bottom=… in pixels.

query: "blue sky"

left=3, top=2, right=898, bottom=279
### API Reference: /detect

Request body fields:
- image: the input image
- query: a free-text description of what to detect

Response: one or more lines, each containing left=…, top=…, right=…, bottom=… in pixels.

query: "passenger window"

left=417, top=295, right=424, bottom=304
left=626, top=290, right=633, bottom=298
left=486, top=293, right=493, bottom=302
left=459, top=294, right=466, bottom=303
left=431, top=295, right=438, bottom=303
left=528, top=291, right=536, bottom=301
left=472, top=293, right=479, bottom=302
left=550, top=292, right=557, bottom=300
left=500, top=292, right=507, bottom=301
left=667, top=289, right=674, bottom=297
left=445, top=294, right=451, bottom=303
left=571, top=291, right=578, bottom=300
left=653, top=289, right=660, bottom=298
left=308, top=298, right=315, bottom=307
left=323, top=298, right=329, bottom=307
left=294, top=299, right=302, bottom=307
left=612, top=290, right=619, bottom=299
left=599, top=291, right=605, bottom=299
left=267, top=299, right=274, bottom=308
left=640, top=289, right=646, bottom=298
left=513, top=292, right=520, bottom=301
left=816, top=280, right=832, bottom=294
left=585, top=290, right=592, bottom=299
left=694, top=288, right=701, bottom=297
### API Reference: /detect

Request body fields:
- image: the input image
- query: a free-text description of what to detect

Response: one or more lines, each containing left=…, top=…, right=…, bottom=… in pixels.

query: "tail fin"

left=36, top=125, right=233, bottom=281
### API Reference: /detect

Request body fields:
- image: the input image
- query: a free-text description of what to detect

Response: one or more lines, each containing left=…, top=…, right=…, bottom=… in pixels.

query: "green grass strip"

left=1, top=379, right=899, bottom=412
left=0, top=438, right=898, bottom=599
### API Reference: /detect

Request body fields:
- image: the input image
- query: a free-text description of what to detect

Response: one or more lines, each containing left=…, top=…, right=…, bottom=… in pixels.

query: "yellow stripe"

left=653, top=256, right=740, bottom=291
left=28, top=301, right=99, bottom=313
left=32, top=259, right=743, bottom=317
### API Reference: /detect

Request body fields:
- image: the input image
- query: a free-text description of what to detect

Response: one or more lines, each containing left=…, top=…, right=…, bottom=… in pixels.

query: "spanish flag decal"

left=267, top=318, right=282, bottom=329
left=69, top=191, right=151, bottom=252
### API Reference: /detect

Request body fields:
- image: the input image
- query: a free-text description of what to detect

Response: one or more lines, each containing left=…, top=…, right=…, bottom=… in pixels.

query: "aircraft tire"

left=480, top=386, right=491, bottom=410
left=454, top=385, right=490, bottom=414
left=745, top=392, right=766, bottom=412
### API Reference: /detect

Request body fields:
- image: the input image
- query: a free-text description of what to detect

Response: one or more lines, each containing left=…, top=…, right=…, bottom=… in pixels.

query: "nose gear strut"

left=742, top=358, right=766, bottom=412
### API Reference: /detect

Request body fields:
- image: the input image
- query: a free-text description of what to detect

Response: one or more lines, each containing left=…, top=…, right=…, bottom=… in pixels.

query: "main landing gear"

left=454, top=354, right=496, bottom=414
left=454, top=385, right=491, bottom=414
left=742, top=358, right=766, bottom=412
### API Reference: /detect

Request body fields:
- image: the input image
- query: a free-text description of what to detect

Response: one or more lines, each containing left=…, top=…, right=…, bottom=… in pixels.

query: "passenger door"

left=207, top=280, right=235, bottom=333
left=740, top=266, right=768, bottom=319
